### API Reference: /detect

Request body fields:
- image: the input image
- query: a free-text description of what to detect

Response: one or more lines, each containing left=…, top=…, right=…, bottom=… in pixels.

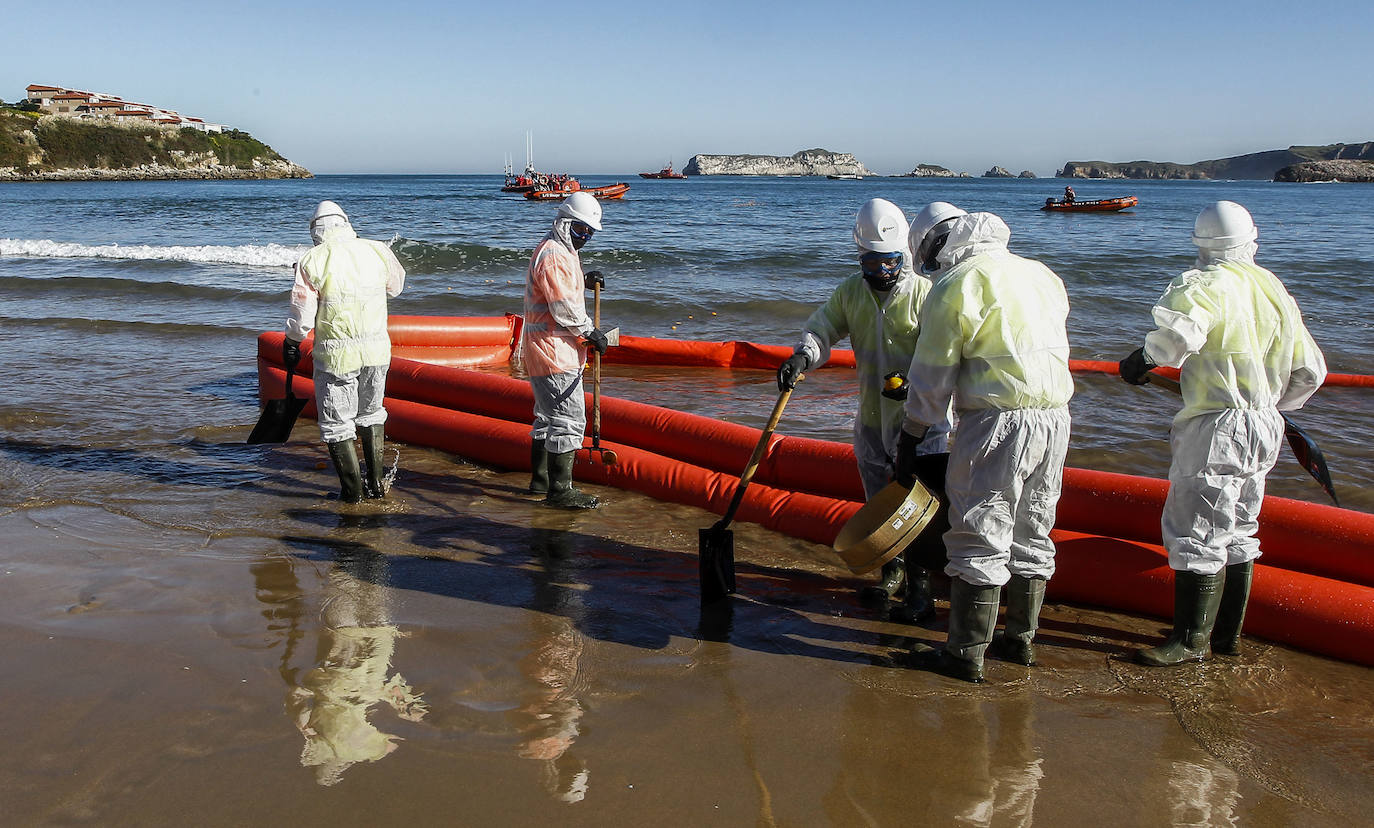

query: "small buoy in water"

left=711, top=311, right=717, bottom=316
left=671, top=325, right=677, bottom=330
left=687, top=315, right=693, bottom=319
left=315, top=461, right=328, bottom=469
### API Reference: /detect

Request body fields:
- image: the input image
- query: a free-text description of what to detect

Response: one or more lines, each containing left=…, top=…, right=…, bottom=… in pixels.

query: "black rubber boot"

left=890, top=566, right=936, bottom=624
left=1136, top=570, right=1224, bottom=666
left=909, top=578, right=1001, bottom=683
left=993, top=574, right=1047, bottom=665
left=544, top=450, right=599, bottom=510
left=358, top=424, right=387, bottom=499
left=326, top=439, right=364, bottom=504
left=529, top=438, right=550, bottom=495
left=860, top=554, right=906, bottom=605
left=1212, top=561, right=1254, bottom=656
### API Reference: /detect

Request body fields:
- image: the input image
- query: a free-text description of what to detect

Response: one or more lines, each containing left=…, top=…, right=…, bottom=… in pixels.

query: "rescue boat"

left=1041, top=196, right=1139, bottom=212
left=639, top=163, right=687, bottom=179
left=255, top=316, right=1374, bottom=667
left=524, top=182, right=630, bottom=201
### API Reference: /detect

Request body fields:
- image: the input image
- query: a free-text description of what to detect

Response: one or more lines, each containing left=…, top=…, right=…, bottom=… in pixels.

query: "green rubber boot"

left=910, top=578, right=1001, bottom=683
left=994, top=574, right=1047, bottom=666
left=528, top=438, right=550, bottom=495
left=544, top=450, right=599, bottom=510
left=358, top=424, right=387, bottom=499
left=1136, top=570, right=1224, bottom=666
left=326, top=439, right=364, bottom=504
left=1212, top=561, right=1254, bottom=656
left=890, top=566, right=936, bottom=624
left=861, top=554, right=906, bottom=605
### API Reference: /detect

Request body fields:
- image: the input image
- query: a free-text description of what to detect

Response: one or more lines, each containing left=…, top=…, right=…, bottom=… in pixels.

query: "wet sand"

left=3, top=432, right=1372, bottom=826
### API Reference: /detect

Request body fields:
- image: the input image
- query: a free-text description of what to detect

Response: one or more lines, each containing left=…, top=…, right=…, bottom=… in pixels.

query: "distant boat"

left=525, top=182, right=630, bottom=201
left=1041, top=195, right=1138, bottom=212
left=640, top=162, right=687, bottom=179
left=827, top=173, right=863, bottom=180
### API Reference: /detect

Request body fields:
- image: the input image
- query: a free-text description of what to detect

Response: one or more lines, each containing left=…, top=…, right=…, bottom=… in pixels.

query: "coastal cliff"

left=1274, top=159, right=1374, bottom=183
left=0, top=112, right=311, bottom=181
left=684, top=148, right=871, bottom=177
left=1059, top=142, right=1374, bottom=180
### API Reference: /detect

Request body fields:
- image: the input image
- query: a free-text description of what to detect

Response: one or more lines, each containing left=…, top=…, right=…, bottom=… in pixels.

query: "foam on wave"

left=0, top=238, right=308, bottom=268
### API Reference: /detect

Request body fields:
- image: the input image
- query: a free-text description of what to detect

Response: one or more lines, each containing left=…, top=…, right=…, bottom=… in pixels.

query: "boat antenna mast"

left=524, top=130, right=536, bottom=177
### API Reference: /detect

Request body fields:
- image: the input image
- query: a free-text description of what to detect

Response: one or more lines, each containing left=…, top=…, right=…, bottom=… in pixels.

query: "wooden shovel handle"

left=720, top=377, right=801, bottom=527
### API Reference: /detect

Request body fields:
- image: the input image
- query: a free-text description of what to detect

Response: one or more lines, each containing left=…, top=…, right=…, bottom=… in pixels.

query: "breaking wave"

left=0, top=238, right=308, bottom=268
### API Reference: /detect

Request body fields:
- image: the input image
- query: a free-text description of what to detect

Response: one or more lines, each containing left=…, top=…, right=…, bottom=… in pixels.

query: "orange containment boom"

left=255, top=316, right=1374, bottom=666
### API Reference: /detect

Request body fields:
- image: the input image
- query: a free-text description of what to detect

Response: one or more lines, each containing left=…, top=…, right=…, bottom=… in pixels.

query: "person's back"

left=1146, top=259, right=1323, bottom=420
left=906, top=212, right=1072, bottom=424
left=298, top=229, right=400, bottom=374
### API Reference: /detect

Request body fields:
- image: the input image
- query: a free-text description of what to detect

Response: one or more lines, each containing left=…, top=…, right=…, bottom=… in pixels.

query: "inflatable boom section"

left=255, top=316, right=1374, bottom=666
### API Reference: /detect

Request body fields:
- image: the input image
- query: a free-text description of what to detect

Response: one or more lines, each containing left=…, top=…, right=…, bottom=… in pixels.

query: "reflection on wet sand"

left=516, top=521, right=589, bottom=803
left=253, top=542, right=428, bottom=787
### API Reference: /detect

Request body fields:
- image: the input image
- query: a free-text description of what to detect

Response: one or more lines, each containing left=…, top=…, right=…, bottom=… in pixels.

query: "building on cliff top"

left=23, top=84, right=225, bottom=133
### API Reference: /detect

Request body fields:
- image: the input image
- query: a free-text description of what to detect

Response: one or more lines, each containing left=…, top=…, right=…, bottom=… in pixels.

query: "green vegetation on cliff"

left=0, top=110, right=299, bottom=175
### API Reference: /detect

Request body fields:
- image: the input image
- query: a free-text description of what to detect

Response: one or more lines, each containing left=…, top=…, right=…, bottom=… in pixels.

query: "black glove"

left=777, top=353, right=810, bottom=391
left=881, top=371, right=909, bottom=401
left=283, top=337, right=302, bottom=370
left=909, top=452, right=950, bottom=498
left=1119, top=347, right=1156, bottom=386
left=893, top=426, right=929, bottom=489
left=584, top=270, right=605, bottom=290
left=584, top=328, right=609, bottom=356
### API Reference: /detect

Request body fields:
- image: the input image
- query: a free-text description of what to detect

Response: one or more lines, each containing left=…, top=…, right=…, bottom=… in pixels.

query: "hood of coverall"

left=936, top=212, right=1012, bottom=270
left=310, top=200, right=357, bottom=245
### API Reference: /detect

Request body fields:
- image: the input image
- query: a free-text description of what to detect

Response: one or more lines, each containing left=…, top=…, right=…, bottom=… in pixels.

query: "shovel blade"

left=698, top=525, right=737, bottom=605
left=246, top=395, right=309, bottom=444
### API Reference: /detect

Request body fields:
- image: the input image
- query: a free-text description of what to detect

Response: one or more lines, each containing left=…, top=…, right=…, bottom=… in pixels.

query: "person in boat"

left=776, top=198, right=953, bottom=620
left=1063, top=186, right=1076, bottom=204
left=1119, top=200, right=1327, bottom=666
left=895, top=211, right=1073, bottom=683
left=522, top=190, right=611, bottom=509
left=284, top=200, right=406, bottom=503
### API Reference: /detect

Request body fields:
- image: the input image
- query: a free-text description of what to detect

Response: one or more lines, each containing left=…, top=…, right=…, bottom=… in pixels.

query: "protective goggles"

left=570, top=221, right=596, bottom=242
left=859, top=251, right=903, bottom=278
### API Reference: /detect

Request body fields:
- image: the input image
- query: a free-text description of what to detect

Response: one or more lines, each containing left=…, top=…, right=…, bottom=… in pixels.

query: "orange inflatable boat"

left=256, top=315, right=1374, bottom=666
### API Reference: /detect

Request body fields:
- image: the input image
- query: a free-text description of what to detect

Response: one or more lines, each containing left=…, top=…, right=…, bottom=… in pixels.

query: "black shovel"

left=698, top=378, right=801, bottom=604
left=246, top=366, right=309, bottom=444
left=1146, top=372, right=1338, bottom=506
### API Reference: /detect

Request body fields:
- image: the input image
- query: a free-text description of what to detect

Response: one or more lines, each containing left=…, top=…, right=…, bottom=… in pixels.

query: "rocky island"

left=683, top=148, right=871, bottom=177
left=0, top=111, right=311, bottom=181
left=901, top=164, right=970, bottom=178
left=1058, top=142, right=1374, bottom=181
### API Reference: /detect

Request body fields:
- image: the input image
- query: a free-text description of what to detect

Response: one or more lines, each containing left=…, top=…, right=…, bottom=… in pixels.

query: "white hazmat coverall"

left=1143, top=242, right=1326, bottom=574
left=521, top=217, right=593, bottom=455
left=796, top=258, right=952, bottom=498
left=903, top=213, right=1074, bottom=587
left=286, top=217, right=406, bottom=444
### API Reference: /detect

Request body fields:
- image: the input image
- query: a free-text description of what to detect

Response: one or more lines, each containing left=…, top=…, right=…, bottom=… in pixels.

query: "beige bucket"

left=833, top=480, right=940, bottom=575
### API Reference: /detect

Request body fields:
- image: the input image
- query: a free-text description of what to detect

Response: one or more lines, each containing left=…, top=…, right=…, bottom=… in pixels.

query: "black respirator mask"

left=860, top=251, right=903, bottom=291
left=570, top=221, right=595, bottom=250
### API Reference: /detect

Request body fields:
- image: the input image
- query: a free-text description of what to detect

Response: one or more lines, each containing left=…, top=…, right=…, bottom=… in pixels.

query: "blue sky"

left=10, top=0, right=1373, bottom=176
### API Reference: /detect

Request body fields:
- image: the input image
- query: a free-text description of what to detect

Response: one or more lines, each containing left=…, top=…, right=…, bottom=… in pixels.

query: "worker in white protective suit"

left=522, top=191, right=611, bottom=510
left=285, top=201, right=406, bottom=503
left=895, top=211, right=1073, bottom=683
left=777, top=198, right=954, bottom=621
left=1119, top=200, right=1326, bottom=666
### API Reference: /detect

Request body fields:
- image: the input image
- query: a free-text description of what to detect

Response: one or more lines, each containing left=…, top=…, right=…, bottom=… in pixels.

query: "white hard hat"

left=557, top=191, right=603, bottom=231
left=852, top=198, right=908, bottom=254
left=1192, top=200, right=1257, bottom=249
left=908, top=202, right=968, bottom=259
left=310, top=200, right=348, bottom=228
